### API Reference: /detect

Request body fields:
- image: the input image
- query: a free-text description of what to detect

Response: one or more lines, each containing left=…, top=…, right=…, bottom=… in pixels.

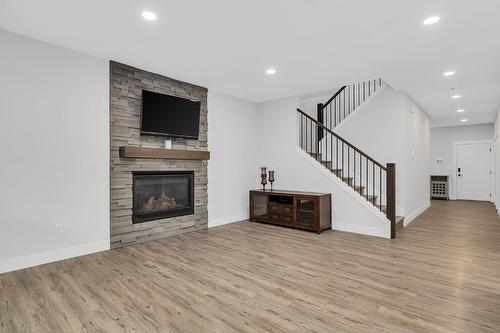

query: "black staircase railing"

left=317, top=79, right=383, bottom=132
left=298, top=108, right=397, bottom=238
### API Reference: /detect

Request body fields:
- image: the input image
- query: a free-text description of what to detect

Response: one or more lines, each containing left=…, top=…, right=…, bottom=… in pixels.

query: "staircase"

left=298, top=79, right=404, bottom=238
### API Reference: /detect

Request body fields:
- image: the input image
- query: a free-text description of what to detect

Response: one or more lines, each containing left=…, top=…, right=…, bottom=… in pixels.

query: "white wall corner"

left=209, top=213, right=248, bottom=228
left=403, top=201, right=431, bottom=226
left=0, top=241, right=109, bottom=274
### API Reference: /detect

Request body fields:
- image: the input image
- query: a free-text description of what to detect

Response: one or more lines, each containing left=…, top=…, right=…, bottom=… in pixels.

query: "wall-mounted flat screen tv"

left=141, top=90, right=201, bottom=139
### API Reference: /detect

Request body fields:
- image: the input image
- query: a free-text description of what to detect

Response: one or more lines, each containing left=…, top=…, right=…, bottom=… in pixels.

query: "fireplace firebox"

left=132, top=171, right=194, bottom=223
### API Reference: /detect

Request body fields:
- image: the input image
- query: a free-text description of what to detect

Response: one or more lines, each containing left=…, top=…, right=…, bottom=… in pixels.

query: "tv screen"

left=141, top=90, right=201, bottom=139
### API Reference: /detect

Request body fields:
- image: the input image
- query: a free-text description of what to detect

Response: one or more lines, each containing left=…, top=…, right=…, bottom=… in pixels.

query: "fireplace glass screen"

left=132, top=171, right=194, bottom=223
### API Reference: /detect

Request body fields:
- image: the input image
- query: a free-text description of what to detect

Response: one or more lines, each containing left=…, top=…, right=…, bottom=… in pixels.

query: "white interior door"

left=456, top=142, right=491, bottom=201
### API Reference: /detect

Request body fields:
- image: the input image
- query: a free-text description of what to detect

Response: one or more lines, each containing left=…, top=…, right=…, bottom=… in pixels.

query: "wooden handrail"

left=297, top=108, right=386, bottom=170
left=320, top=86, right=346, bottom=110
left=318, top=79, right=383, bottom=130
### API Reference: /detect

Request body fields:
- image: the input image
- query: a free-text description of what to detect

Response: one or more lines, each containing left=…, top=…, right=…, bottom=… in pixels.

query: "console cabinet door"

left=295, top=197, right=317, bottom=230
left=250, top=193, right=268, bottom=221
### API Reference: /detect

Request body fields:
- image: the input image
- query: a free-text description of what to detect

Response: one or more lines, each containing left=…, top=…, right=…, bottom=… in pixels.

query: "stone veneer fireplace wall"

left=110, top=61, right=208, bottom=248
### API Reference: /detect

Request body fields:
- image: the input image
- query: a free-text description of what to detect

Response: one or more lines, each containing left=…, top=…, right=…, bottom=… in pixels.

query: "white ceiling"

left=1, top=0, right=500, bottom=127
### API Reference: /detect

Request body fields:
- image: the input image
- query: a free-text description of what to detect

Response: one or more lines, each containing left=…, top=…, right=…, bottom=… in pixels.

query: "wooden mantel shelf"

left=119, top=146, right=210, bottom=160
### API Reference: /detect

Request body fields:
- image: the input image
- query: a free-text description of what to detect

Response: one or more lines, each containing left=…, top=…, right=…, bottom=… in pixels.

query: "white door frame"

left=452, top=140, right=493, bottom=201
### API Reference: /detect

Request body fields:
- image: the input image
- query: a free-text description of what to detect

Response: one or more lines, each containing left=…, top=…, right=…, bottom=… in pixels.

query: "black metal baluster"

left=309, top=119, right=313, bottom=154
left=358, top=82, right=360, bottom=107
left=354, top=150, right=356, bottom=190
left=336, top=136, right=339, bottom=173
left=300, top=114, right=303, bottom=149
left=360, top=155, right=362, bottom=196
left=372, top=163, right=375, bottom=202
left=343, top=89, right=346, bottom=120
left=327, top=102, right=330, bottom=129
left=352, top=84, right=355, bottom=113
left=342, top=141, right=345, bottom=180
left=330, top=129, right=332, bottom=168
left=336, top=93, right=338, bottom=124
left=347, top=147, right=350, bottom=184
left=303, top=114, right=306, bottom=150
left=304, top=115, right=306, bottom=150
left=354, top=84, right=356, bottom=110
left=338, top=94, right=341, bottom=124
left=348, top=85, right=351, bottom=114
left=379, top=168, right=382, bottom=211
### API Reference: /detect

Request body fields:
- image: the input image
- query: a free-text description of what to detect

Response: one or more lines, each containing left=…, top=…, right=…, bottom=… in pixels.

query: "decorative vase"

left=260, top=167, right=267, bottom=191
left=268, top=171, right=275, bottom=191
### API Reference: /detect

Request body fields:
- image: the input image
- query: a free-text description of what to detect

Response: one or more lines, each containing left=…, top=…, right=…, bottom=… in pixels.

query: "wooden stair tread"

left=342, top=177, right=353, bottom=184
left=354, top=186, right=365, bottom=194
left=307, top=152, right=390, bottom=219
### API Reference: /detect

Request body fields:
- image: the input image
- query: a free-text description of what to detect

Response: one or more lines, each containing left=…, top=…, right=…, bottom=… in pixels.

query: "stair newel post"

left=317, top=103, right=324, bottom=155
left=386, top=163, right=396, bottom=239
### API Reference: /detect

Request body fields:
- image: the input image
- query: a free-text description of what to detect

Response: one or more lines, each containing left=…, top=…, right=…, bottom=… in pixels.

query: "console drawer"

left=269, top=203, right=293, bottom=214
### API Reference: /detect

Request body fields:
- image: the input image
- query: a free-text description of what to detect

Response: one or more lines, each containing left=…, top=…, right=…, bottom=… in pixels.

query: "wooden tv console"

left=249, top=189, right=331, bottom=233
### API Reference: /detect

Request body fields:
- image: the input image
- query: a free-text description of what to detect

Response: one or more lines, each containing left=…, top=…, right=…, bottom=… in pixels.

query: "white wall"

left=257, top=96, right=389, bottom=238
left=207, top=91, right=259, bottom=227
left=0, top=30, right=109, bottom=273
left=333, top=86, right=431, bottom=222
left=430, top=123, right=494, bottom=200
left=495, top=110, right=500, bottom=214
left=334, top=86, right=406, bottom=215
left=402, top=93, right=431, bottom=223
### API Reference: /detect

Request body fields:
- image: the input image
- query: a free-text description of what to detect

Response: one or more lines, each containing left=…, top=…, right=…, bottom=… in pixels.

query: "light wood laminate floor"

left=1, top=200, right=500, bottom=332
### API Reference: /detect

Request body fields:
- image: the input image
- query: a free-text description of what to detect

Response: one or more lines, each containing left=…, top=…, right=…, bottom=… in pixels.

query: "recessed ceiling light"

left=460, top=118, right=468, bottom=122
left=266, top=68, right=276, bottom=75
left=456, top=109, right=465, bottom=113
left=443, top=71, right=455, bottom=77
left=452, top=95, right=461, bottom=99
left=142, top=11, right=157, bottom=21
left=423, top=16, right=440, bottom=25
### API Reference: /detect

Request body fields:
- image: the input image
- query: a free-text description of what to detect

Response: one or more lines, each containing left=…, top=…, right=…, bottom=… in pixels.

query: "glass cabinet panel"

left=252, top=194, right=268, bottom=221
left=296, top=198, right=316, bottom=227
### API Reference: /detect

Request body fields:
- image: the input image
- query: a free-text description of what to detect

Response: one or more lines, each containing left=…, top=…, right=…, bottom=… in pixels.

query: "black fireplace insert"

left=132, top=171, right=194, bottom=223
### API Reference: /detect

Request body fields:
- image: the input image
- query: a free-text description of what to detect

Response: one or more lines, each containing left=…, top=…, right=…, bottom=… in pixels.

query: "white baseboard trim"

left=0, top=240, right=110, bottom=274
left=404, top=202, right=431, bottom=226
left=209, top=212, right=248, bottom=228
left=333, top=222, right=388, bottom=239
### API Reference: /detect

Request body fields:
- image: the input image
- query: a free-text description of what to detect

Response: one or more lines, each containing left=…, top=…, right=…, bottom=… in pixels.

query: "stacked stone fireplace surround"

left=110, top=61, right=208, bottom=248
